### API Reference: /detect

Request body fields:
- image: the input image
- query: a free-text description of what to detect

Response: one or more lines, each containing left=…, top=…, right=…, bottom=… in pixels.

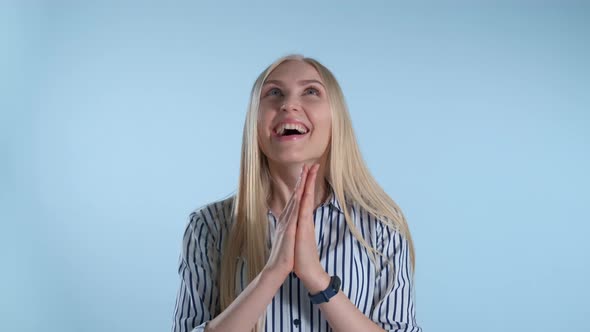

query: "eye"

left=304, top=87, right=320, bottom=96
left=266, top=87, right=282, bottom=97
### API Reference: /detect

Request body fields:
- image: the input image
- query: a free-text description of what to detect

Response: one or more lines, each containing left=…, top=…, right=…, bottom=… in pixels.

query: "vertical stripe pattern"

left=172, top=190, right=422, bottom=332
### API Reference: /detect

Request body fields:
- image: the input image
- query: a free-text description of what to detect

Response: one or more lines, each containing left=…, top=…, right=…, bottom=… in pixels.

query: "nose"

left=279, top=92, right=302, bottom=112
left=280, top=102, right=301, bottom=112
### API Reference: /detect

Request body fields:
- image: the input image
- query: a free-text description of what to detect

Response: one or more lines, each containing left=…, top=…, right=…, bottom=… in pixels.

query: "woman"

left=172, top=54, right=422, bottom=332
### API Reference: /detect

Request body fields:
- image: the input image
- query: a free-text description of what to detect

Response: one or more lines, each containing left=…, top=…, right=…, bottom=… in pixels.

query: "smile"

left=271, top=129, right=309, bottom=142
left=272, top=121, right=311, bottom=142
left=273, top=122, right=310, bottom=136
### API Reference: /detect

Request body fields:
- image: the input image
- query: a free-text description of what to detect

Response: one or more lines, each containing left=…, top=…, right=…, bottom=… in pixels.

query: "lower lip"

left=273, top=132, right=309, bottom=142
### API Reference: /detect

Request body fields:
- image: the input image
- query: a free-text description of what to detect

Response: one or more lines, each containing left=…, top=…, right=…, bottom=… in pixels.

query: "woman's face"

left=258, top=60, right=332, bottom=166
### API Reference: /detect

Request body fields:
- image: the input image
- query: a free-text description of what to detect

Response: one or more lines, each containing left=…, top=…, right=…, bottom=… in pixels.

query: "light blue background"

left=2, top=1, right=589, bottom=331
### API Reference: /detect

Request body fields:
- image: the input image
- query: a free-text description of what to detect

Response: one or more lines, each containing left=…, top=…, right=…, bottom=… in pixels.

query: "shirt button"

left=293, top=318, right=300, bottom=327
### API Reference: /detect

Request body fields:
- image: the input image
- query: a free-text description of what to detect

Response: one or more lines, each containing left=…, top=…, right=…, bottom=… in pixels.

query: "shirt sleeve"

left=370, top=223, right=422, bottom=332
left=172, top=211, right=221, bottom=332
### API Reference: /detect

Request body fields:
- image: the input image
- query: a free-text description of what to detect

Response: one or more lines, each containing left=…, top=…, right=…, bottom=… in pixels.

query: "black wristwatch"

left=308, top=275, right=341, bottom=304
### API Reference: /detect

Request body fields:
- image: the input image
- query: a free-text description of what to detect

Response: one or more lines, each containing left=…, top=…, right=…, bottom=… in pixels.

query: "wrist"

left=261, top=265, right=291, bottom=284
left=301, top=270, right=331, bottom=294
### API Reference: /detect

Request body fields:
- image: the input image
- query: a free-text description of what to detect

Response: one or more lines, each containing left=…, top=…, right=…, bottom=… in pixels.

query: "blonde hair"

left=219, top=54, right=416, bottom=332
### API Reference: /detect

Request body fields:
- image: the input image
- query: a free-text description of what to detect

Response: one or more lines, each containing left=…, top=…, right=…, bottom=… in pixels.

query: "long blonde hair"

left=219, top=54, right=416, bottom=332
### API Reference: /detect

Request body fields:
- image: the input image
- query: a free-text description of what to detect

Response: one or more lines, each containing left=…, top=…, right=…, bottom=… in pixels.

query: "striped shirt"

left=172, top=188, right=422, bottom=332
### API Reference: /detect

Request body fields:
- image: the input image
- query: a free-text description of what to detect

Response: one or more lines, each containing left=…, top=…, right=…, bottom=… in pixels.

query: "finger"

left=287, top=165, right=309, bottom=220
left=278, top=188, right=296, bottom=222
left=296, top=164, right=309, bottom=199
left=299, top=164, right=319, bottom=217
left=291, top=165, right=306, bottom=203
left=278, top=165, right=305, bottom=219
left=277, top=165, right=308, bottom=227
left=290, top=165, right=309, bottom=220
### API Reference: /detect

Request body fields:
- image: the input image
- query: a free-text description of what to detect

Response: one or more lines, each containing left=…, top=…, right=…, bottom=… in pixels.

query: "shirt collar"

left=320, top=185, right=344, bottom=213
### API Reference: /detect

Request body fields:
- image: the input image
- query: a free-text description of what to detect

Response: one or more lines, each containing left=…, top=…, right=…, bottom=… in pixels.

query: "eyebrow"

left=263, top=79, right=325, bottom=88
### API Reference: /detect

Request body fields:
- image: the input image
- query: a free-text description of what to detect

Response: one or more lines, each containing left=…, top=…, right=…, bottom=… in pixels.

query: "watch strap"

left=308, top=275, right=341, bottom=304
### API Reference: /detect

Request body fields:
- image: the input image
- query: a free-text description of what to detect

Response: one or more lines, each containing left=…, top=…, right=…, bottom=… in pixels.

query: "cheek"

left=257, top=111, right=272, bottom=133
left=311, top=109, right=332, bottom=133
left=256, top=119, right=268, bottom=148
left=256, top=126, right=271, bottom=156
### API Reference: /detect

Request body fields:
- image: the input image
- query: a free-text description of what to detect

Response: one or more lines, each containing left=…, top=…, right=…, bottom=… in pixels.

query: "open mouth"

left=273, top=123, right=310, bottom=138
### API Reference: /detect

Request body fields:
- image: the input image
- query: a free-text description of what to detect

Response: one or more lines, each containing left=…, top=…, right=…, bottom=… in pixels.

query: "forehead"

left=265, top=60, right=323, bottom=83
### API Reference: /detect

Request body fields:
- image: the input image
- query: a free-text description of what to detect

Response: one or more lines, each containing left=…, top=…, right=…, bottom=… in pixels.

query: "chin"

left=270, top=156, right=307, bottom=165
left=268, top=152, right=319, bottom=165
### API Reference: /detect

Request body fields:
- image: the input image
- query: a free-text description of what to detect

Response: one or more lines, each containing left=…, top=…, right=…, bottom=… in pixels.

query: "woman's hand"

left=206, top=167, right=308, bottom=332
left=264, top=164, right=330, bottom=292
left=294, top=164, right=331, bottom=292
left=264, top=166, right=308, bottom=278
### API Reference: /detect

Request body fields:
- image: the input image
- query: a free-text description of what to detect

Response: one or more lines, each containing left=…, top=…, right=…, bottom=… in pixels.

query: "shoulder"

left=347, top=201, right=404, bottom=247
left=184, top=195, right=236, bottom=243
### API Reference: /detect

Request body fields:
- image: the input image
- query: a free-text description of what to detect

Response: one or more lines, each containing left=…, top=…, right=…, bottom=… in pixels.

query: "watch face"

left=332, top=276, right=341, bottom=291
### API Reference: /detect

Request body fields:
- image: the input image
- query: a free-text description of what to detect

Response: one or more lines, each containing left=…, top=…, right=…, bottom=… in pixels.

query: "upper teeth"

left=275, top=123, right=309, bottom=135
